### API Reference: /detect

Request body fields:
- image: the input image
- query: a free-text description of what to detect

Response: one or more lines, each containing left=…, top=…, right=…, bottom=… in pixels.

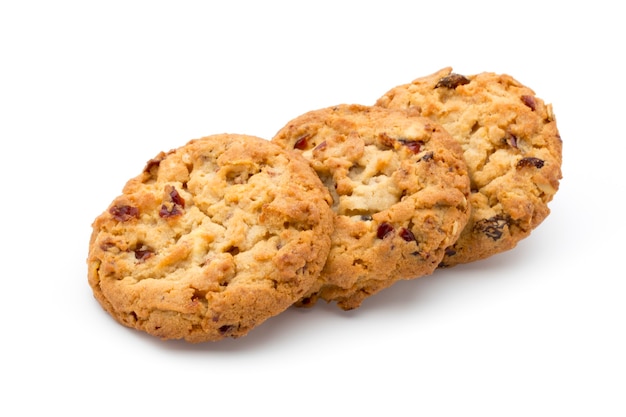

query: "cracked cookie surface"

left=87, top=134, right=334, bottom=342
left=272, top=104, right=470, bottom=310
left=376, top=68, right=563, bottom=266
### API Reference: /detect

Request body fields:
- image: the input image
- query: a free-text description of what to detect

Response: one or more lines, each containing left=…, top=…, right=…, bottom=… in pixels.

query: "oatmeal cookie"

left=376, top=68, right=563, bottom=266
left=87, top=134, right=334, bottom=342
left=272, top=104, right=471, bottom=310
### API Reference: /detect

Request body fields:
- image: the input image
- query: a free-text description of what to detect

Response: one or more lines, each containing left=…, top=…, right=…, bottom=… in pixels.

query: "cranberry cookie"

left=376, top=68, right=563, bottom=266
left=87, top=134, right=334, bottom=342
left=272, top=104, right=471, bottom=310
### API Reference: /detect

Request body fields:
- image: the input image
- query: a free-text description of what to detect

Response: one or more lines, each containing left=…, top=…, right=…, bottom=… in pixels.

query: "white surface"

left=2, top=1, right=624, bottom=416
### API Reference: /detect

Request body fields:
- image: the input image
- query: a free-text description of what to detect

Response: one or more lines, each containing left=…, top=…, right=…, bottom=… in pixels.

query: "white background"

left=2, top=1, right=624, bottom=416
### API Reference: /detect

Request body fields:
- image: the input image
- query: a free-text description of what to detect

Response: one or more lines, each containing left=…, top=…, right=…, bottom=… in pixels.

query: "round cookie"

left=271, top=104, right=471, bottom=310
left=87, top=134, right=334, bottom=342
left=376, top=68, right=563, bottom=266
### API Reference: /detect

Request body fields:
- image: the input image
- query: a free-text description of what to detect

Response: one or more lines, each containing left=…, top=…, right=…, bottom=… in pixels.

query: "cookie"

left=271, top=104, right=471, bottom=310
left=87, top=134, right=334, bottom=342
left=376, top=68, right=563, bottom=266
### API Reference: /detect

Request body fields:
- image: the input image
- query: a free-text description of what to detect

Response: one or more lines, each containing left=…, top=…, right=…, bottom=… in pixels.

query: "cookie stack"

left=87, top=67, right=563, bottom=343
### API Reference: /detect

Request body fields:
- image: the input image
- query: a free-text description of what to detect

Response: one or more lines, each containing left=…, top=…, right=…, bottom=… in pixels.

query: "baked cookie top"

left=376, top=68, right=563, bottom=266
left=87, top=134, right=334, bottom=342
left=272, top=104, right=470, bottom=310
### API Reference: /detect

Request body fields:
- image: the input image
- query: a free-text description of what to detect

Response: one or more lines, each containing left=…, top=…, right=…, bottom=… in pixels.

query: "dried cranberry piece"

left=293, top=134, right=310, bottom=150
left=159, top=204, right=183, bottom=218
left=399, top=228, right=416, bottom=242
left=398, top=139, right=424, bottom=154
left=109, top=205, right=139, bottom=222
left=503, top=134, right=519, bottom=149
left=521, top=95, right=537, bottom=111
left=516, top=157, right=545, bottom=169
left=377, top=222, right=394, bottom=239
left=159, top=185, right=185, bottom=218
left=435, top=73, right=470, bottom=89
left=99, top=241, right=115, bottom=251
left=143, top=154, right=164, bottom=174
left=168, top=187, right=185, bottom=208
left=134, top=247, right=154, bottom=261
left=473, top=215, right=510, bottom=241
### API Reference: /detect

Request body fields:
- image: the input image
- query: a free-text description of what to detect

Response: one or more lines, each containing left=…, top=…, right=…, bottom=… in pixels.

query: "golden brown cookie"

left=271, top=104, right=471, bottom=310
left=376, top=68, right=563, bottom=266
left=87, top=134, right=334, bottom=342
